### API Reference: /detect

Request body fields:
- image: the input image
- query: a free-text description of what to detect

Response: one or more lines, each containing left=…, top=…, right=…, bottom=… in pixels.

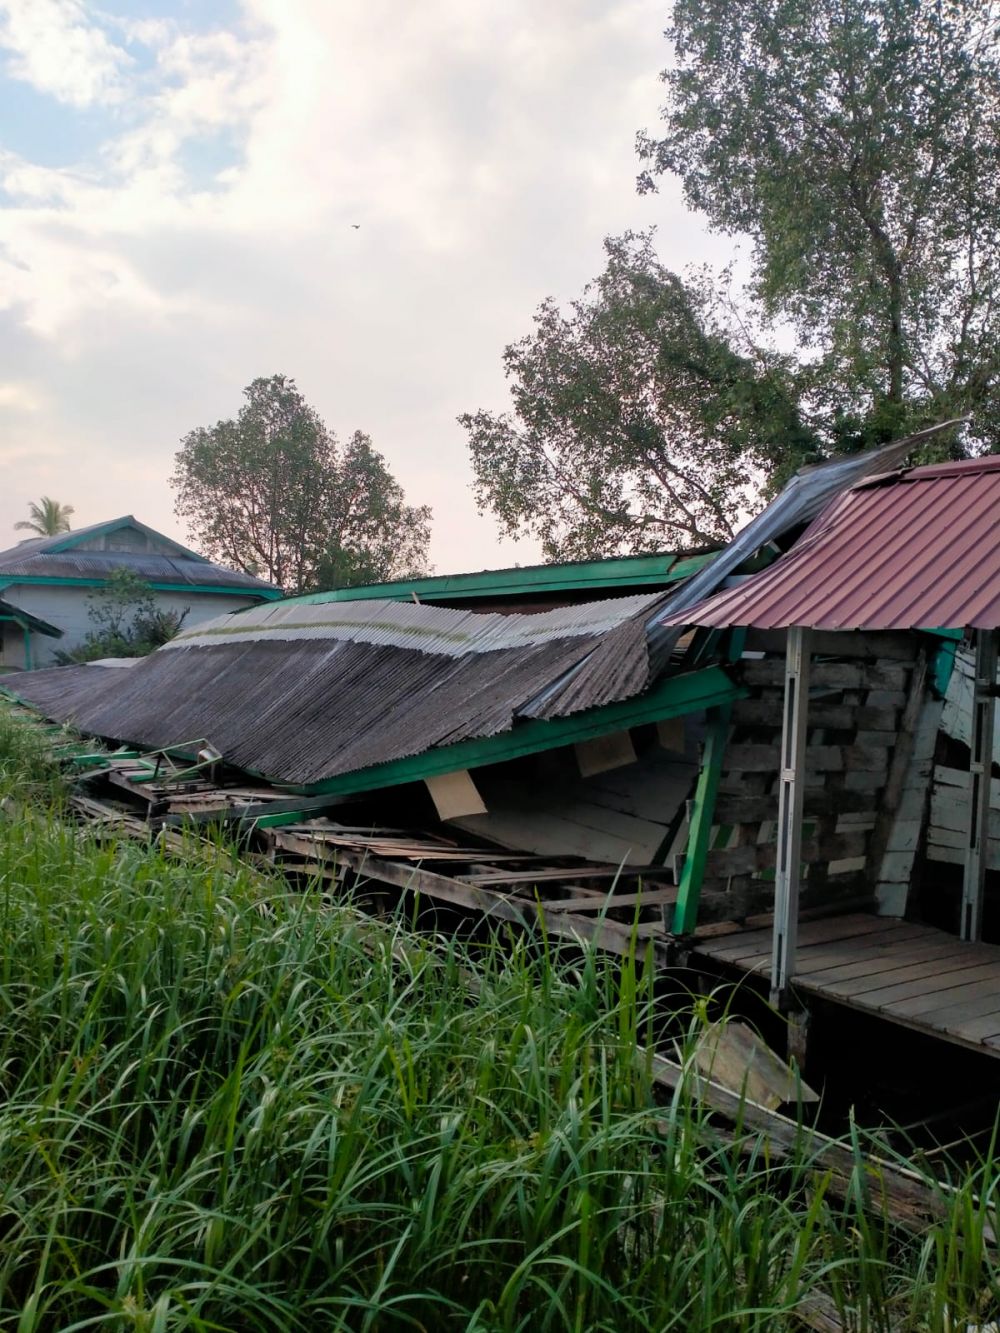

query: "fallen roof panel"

left=4, top=591, right=697, bottom=788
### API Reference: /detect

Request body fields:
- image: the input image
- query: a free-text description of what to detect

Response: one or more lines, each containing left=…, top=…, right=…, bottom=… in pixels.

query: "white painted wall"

left=0, top=585, right=259, bottom=669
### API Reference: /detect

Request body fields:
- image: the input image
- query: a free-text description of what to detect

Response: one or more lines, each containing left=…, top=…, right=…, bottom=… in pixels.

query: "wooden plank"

left=575, top=730, right=637, bottom=777
left=731, top=699, right=896, bottom=730
left=705, top=829, right=868, bottom=877
left=801, top=938, right=992, bottom=986
left=425, top=770, right=487, bottom=820
left=714, top=789, right=875, bottom=823
left=542, top=886, right=679, bottom=913
left=852, top=960, right=1000, bottom=1009
left=744, top=629, right=918, bottom=662
left=741, top=660, right=908, bottom=690
left=671, top=701, right=731, bottom=936
left=741, top=925, right=933, bottom=978
left=908, top=984, right=1000, bottom=1026
left=793, top=924, right=937, bottom=969
left=815, top=950, right=993, bottom=1000
left=703, top=914, right=899, bottom=963
left=946, top=1011, right=1000, bottom=1044
left=459, top=865, right=660, bottom=886
left=644, top=1050, right=980, bottom=1237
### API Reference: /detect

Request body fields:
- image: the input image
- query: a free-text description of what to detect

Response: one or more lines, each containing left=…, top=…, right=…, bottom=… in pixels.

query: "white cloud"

left=0, top=379, right=41, bottom=410
left=0, top=0, right=129, bottom=106
left=0, top=0, right=732, bottom=571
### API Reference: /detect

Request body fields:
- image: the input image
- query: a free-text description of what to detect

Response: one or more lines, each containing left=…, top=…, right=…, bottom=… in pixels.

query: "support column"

left=21, top=620, right=32, bottom=671
left=670, top=701, right=732, bottom=936
left=771, top=625, right=811, bottom=1007
left=961, top=628, right=998, bottom=942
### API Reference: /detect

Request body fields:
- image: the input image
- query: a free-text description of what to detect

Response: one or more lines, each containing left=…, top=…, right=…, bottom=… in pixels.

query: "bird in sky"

left=351, top=224, right=361, bottom=229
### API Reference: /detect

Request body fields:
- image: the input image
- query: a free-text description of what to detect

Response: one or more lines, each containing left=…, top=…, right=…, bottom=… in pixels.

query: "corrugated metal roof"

left=0, top=549, right=276, bottom=592
left=5, top=593, right=672, bottom=786
left=662, top=455, right=1000, bottom=631
left=166, top=592, right=663, bottom=655
left=0, top=515, right=278, bottom=594
left=644, top=419, right=967, bottom=657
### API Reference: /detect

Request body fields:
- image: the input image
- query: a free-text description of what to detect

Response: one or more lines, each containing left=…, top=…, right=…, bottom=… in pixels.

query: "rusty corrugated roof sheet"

left=661, top=456, right=1000, bottom=631
left=5, top=592, right=671, bottom=785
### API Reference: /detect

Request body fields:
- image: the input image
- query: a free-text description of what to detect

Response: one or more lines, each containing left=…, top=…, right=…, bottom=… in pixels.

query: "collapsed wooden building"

left=5, top=420, right=1000, bottom=1069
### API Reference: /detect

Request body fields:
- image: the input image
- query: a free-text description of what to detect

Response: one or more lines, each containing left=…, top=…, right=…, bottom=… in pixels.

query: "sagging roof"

left=0, top=516, right=281, bottom=598
left=5, top=592, right=719, bottom=789
left=0, top=598, right=62, bottom=638
left=663, top=455, right=1000, bottom=631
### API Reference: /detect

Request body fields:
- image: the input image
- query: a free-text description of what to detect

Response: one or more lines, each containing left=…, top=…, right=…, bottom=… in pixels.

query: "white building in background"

left=0, top=516, right=280, bottom=670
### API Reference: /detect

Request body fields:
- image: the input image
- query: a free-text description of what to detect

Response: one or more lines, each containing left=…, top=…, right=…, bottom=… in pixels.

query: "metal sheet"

left=4, top=593, right=667, bottom=786
left=661, top=455, right=1000, bottom=630
left=0, top=549, right=271, bottom=591
left=646, top=419, right=967, bottom=650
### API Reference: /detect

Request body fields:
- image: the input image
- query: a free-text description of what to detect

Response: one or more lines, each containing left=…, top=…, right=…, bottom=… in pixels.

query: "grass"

left=0, top=705, right=999, bottom=1329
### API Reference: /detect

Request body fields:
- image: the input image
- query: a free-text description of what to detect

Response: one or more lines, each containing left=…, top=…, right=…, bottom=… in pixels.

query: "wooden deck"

left=694, top=913, right=1000, bottom=1057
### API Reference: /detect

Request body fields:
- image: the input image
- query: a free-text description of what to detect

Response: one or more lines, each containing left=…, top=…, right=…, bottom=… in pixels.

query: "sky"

left=0, top=0, right=734, bottom=574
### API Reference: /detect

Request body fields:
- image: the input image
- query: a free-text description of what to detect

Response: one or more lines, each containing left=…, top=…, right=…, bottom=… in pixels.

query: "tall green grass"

left=0, top=707, right=998, bottom=1330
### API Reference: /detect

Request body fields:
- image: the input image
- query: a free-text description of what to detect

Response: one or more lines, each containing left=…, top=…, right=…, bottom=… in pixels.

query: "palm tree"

left=15, top=497, right=74, bottom=537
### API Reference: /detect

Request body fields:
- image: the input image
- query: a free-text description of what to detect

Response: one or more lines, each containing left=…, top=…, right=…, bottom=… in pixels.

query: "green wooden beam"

left=274, top=664, right=746, bottom=797
left=925, top=629, right=962, bottom=700
left=670, top=700, right=732, bottom=936
left=279, top=550, right=720, bottom=608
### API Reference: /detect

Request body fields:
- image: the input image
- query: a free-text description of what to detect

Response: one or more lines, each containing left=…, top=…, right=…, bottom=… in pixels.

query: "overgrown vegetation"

left=1, top=705, right=999, bottom=1329
left=54, top=569, right=187, bottom=664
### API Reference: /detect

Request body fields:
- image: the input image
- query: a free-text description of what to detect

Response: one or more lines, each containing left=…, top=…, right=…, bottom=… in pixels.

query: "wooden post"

left=771, top=626, right=811, bottom=1006
left=670, top=701, right=731, bottom=936
left=961, top=628, right=997, bottom=942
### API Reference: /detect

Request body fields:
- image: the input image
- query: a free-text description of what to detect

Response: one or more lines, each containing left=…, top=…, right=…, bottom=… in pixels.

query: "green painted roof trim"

left=280, top=550, right=720, bottom=608
left=0, top=607, right=63, bottom=637
left=272, top=664, right=745, bottom=797
left=0, top=575, right=282, bottom=599
left=47, top=516, right=211, bottom=562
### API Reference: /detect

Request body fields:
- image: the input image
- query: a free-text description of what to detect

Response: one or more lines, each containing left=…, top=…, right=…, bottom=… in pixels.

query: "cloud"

left=0, top=0, right=129, bottom=107
left=0, top=0, right=731, bottom=571
left=0, top=379, right=40, bottom=410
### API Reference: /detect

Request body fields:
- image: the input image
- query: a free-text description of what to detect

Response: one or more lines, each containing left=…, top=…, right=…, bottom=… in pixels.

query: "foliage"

left=14, top=497, right=74, bottom=537
left=461, top=233, right=816, bottom=558
left=637, top=0, right=1000, bottom=453
left=172, top=375, right=432, bottom=594
left=1, top=709, right=1000, bottom=1327
left=54, top=570, right=187, bottom=664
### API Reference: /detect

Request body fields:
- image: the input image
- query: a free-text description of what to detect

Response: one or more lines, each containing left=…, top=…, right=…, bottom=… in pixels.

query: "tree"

left=460, top=233, right=814, bottom=559
left=15, top=497, right=74, bottom=536
left=637, top=0, right=1000, bottom=452
left=54, top=570, right=188, bottom=664
left=172, top=376, right=432, bottom=594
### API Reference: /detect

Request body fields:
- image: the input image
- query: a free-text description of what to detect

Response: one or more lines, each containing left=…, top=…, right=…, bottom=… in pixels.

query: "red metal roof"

left=662, top=456, right=1000, bottom=630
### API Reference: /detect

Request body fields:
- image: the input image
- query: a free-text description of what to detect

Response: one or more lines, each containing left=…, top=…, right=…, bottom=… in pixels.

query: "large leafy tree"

left=173, top=376, right=431, bottom=593
left=460, top=233, right=814, bottom=559
left=15, top=497, right=74, bottom=536
left=637, top=0, right=1000, bottom=451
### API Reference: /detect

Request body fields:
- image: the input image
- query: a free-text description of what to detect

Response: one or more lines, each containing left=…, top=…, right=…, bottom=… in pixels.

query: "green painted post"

left=670, top=700, right=732, bottom=936
left=21, top=620, right=32, bottom=671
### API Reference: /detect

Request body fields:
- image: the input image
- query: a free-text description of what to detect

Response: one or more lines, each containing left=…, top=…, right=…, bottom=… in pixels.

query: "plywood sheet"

left=425, top=770, right=487, bottom=820
left=575, top=731, right=637, bottom=777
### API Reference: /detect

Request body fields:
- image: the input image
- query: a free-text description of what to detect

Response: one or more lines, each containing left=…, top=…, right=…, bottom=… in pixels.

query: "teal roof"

left=281, top=548, right=719, bottom=608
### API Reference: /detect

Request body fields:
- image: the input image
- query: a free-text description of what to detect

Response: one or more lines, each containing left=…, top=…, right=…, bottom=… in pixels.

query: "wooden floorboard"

left=694, top=913, right=1000, bottom=1060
